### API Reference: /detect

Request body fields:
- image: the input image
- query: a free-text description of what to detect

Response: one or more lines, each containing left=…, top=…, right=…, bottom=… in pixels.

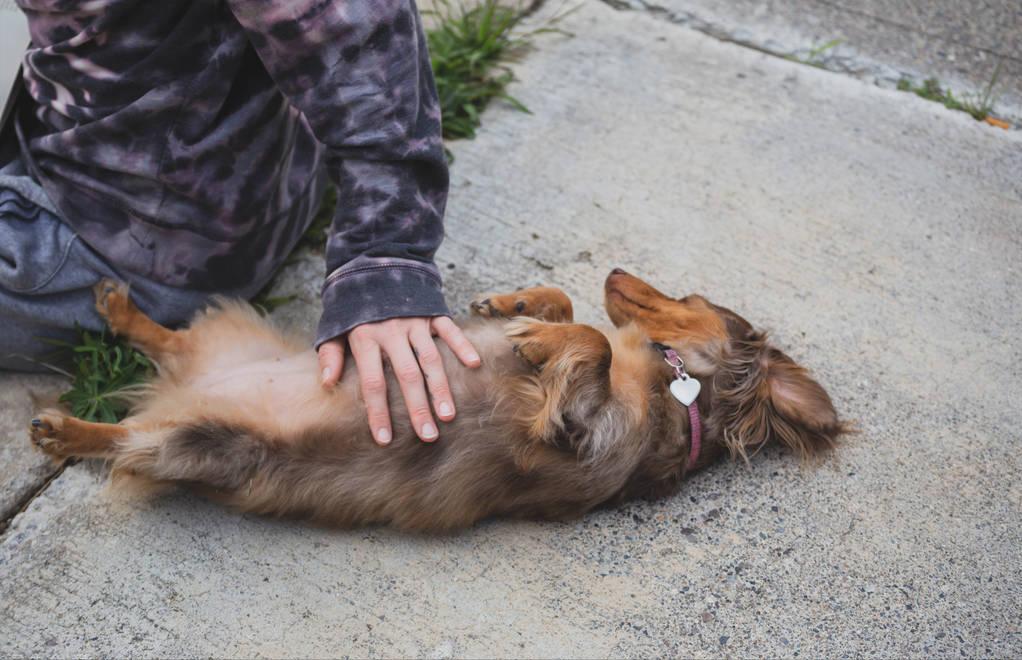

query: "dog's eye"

left=515, top=301, right=526, bottom=313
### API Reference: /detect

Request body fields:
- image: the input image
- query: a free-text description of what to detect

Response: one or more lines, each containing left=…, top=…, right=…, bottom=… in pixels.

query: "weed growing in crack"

left=897, top=61, right=1004, bottom=122
left=428, top=0, right=574, bottom=139
left=787, top=39, right=842, bottom=69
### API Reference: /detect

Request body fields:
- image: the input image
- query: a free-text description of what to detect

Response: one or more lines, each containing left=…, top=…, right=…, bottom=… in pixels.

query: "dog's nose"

left=610, top=267, right=627, bottom=276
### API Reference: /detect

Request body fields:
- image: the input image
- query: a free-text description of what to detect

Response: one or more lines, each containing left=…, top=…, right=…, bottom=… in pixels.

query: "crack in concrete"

left=0, top=462, right=67, bottom=536
left=597, top=0, right=1020, bottom=126
left=811, top=0, right=1021, bottom=65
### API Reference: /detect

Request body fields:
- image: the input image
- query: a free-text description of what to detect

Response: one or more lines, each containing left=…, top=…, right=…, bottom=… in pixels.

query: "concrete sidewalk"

left=2, top=1, right=1020, bottom=657
left=611, top=0, right=1022, bottom=120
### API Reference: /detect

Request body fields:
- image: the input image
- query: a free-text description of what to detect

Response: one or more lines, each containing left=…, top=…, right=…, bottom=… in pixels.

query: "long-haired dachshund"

left=28, top=270, right=847, bottom=531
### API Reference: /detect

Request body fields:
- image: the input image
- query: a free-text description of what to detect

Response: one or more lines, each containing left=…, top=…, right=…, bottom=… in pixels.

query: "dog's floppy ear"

left=715, top=334, right=844, bottom=461
left=761, top=347, right=844, bottom=459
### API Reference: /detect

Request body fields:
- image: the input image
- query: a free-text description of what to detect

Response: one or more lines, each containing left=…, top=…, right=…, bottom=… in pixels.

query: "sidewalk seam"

left=0, top=463, right=65, bottom=536
left=597, top=0, right=1021, bottom=126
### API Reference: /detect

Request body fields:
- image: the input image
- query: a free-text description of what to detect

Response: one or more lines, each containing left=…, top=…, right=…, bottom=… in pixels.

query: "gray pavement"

left=608, top=0, right=1022, bottom=122
left=0, top=1, right=28, bottom=114
left=0, top=374, right=63, bottom=526
left=2, top=0, right=1021, bottom=657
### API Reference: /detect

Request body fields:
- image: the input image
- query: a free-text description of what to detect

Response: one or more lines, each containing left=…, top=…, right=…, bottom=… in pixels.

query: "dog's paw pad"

left=472, top=294, right=529, bottom=319
left=93, top=279, right=132, bottom=327
left=29, top=412, right=68, bottom=456
left=470, top=296, right=501, bottom=318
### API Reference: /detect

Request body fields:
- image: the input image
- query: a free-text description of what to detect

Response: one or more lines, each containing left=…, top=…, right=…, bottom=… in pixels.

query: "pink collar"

left=656, top=345, right=702, bottom=467
left=685, top=399, right=702, bottom=467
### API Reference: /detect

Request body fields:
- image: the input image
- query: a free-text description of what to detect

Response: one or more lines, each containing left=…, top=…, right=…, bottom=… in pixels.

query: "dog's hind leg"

left=94, top=279, right=188, bottom=363
left=29, top=410, right=130, bottom=460
left=471, top=287, right=574, bottom=323
left=28, top=410, right=260, bottom=494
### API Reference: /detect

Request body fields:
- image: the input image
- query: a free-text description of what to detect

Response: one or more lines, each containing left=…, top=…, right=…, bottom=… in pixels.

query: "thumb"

left=318, top=339, right=345, bottom=388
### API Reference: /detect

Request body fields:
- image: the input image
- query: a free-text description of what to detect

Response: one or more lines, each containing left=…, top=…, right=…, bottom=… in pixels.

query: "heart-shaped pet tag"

left=670, top=376, right=701, bottom=406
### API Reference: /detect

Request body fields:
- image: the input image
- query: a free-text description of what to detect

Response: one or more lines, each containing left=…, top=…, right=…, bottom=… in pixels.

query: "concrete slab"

left=0, top=373, right=64, bottom=525
left=607, top=0, right=1022, bottom=121
left=2, top=1, right=1021, bottom=657
left=0, top=0, right=28, bottom=112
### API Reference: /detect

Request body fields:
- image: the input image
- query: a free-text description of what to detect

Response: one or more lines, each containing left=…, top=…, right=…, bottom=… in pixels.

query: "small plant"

left=897, top=62, right=1003, bottom=122
left=427, top=1, right=533, bottom=139
left=788, top=38, right=842, bottom=68
left=50, top=326, right=153, bottom=423
left=296, top=184, right=336, bottom=252
left=250, top=289, right=298, bottom=315
left=427, top=1, right=573, bottom=139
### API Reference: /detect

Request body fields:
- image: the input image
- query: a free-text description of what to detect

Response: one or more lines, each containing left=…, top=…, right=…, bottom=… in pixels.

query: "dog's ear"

left=715, top=335, right=844, bottom=461
left=761, top=347, right=844, bottom=460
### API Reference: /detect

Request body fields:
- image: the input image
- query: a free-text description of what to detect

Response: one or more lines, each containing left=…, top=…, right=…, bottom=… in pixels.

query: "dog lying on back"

left=28, top=269, right=846, bottom=531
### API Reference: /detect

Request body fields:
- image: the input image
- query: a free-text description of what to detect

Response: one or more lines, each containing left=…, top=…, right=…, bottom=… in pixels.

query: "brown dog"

left=28, top=270, right=846, bottom=531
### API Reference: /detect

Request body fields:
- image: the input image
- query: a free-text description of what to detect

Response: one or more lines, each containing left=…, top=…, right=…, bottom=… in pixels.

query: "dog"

left=28, top=269, right=847, bottom=531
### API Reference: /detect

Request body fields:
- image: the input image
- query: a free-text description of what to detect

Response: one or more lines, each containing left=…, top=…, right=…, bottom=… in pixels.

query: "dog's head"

left=604, top=269, right=845, bottom=460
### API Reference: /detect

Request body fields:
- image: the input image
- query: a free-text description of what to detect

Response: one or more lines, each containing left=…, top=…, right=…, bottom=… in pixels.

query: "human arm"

left=226, top=0, right=479, bottom=442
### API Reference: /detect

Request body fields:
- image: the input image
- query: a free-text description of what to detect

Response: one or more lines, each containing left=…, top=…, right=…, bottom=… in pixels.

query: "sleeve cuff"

left=315, top=256, right=450, bottom=349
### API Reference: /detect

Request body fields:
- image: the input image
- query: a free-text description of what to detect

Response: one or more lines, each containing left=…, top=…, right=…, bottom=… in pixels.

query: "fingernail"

left=438, top=402, right=454, bottom=418
left=421, top=423, right=438, bottom=440
left=321, top=368, right=330, bottom=384
left=376, top=428, right=391, bottom=445
left=467, top=352, right=481, bottom=365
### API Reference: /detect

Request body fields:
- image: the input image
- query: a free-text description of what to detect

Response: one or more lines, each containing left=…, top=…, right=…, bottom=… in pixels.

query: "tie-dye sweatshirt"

left=13, top=0, right=449, bottom=346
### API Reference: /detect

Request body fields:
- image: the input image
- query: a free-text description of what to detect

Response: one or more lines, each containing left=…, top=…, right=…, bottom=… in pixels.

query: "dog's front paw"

left=93, top=278, right=133, bottom=333
left=29, top=411, right=70, bottom=460
left=506, top=320, right=558, bottom=370
left=471, top=287, right=573, bottom=322
left=471, top=294, right=519, bottom=319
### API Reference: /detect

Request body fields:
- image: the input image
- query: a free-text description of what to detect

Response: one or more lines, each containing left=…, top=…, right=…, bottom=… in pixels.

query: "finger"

left=318, top=340, right=344, bottom=388
left=431, top=316, right=481, bottom=368
left=350, top=339, right=392, bottom=446
left=382, top=337, right=438, bottom=442
left=410, top=325, right=455, bottom=422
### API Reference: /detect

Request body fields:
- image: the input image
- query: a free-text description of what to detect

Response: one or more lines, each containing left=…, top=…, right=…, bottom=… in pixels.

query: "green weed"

left=428, top=1, right=573, bottom=139
left=428, top=1, right=531, bottom=139
left=787, top=38, right=842, bottom=68
left=296, top=184, right=336, bottom=252
left=48, top=326, right=153, bottom=423
left=896, top=62, right=1002, bottom=121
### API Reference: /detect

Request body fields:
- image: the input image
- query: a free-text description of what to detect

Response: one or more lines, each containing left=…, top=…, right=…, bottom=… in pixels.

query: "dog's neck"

left=650, top=342, right=703, bottom=466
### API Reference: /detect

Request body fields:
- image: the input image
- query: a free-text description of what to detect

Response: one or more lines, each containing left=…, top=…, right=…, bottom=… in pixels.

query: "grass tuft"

left=428, top=0, right=573, bottom=139
left=48, top=326, right=153, bottom=423
left=296, top=184, right=337, bottom=252
left=896, top=62, right=1003, bottom=122
left=428, top=1, right=531, bottom=140
left=787, top=39, right=842, bottom=69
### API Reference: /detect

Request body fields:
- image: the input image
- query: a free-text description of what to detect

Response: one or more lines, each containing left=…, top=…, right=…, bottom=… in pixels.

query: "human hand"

left=317, top=317, right=481, bottom=445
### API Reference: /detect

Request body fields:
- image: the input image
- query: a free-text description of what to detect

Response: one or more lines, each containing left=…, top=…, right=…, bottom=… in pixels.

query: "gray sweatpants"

left=0, top=182, right=255, bottom=372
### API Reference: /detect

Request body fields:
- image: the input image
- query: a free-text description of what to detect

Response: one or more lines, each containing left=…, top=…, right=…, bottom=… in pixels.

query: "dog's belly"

left=189, top=351, right=319, bottom=394
left=185, top=351, right=352, bottom=437
left=177, top=319, right=520, bottom=443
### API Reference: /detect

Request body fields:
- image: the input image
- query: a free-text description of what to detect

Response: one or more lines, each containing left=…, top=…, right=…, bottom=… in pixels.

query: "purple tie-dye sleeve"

left=226, top=0, right=450, bottom=346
